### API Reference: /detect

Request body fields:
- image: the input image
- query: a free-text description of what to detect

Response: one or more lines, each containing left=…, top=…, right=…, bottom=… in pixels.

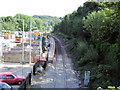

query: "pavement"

left=0, top=62, right=33, bottom=89
left=0, top=63, right=33, bottom=76
left=48, top=37, right=55, bottom=61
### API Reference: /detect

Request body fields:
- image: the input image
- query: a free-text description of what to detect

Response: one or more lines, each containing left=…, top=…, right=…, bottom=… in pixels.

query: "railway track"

left=31, top=36, right=80, bottom=88
left=53, top=36, right=67, bottom=88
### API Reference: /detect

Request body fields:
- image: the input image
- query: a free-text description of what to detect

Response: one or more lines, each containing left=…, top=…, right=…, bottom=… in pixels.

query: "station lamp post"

left=14, top=18, right=24, bottom=77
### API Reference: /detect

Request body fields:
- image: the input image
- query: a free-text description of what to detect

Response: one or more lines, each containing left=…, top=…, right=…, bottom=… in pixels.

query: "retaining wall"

left=3, top=51, right=36, bottom=63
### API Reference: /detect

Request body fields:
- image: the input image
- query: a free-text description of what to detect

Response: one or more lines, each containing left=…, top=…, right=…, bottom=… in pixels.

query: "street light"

left=14, top=18, right=24, bottom=77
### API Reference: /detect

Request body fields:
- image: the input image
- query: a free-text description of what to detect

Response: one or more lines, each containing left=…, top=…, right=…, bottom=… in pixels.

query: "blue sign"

left=84, top=71, right=90, bottom=86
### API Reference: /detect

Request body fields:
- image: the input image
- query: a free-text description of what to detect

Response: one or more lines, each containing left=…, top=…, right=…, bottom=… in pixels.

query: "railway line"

left=53, top=36, right=67, bottom=88
left=32, top=36, right=79, bottom=88
left=0, top=35, right=80, bottom=88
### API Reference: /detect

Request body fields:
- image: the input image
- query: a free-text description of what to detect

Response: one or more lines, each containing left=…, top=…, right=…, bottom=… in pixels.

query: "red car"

left=0, top=72, right=25, bottom=85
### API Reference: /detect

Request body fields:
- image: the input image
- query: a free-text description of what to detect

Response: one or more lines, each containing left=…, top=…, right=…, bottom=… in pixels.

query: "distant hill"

left=0, top=14, right=61, bottom=32
left=32, top=15, right=61, bottom=31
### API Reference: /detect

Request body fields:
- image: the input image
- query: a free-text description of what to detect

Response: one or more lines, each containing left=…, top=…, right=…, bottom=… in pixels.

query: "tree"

left=0, top=16, right=16, bottom=31
left=83, top=8, right=117, bottom=45
left=14, top=14, right=31, bottom=31
left=53, top=1, right=120, bottom=87
left=33, top=18, right=43, bottom=30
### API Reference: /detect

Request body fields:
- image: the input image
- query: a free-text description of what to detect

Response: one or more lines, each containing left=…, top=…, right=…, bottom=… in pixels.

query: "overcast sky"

left=0, top=0, right=87, bottom=17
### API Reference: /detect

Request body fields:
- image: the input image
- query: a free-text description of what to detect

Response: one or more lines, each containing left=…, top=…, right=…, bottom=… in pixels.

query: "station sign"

left=84, top=71, right=90, bottom=86
left=34, top=32, right=39, bottom=35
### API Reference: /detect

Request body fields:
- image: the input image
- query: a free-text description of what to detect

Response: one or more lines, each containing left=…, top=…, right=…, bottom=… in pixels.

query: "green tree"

left=33, top=18, right=43, bottom=30
left=53, top=1, right=120, bottom=88
left=14, top=14, right=31, bottom=31
left=83, top=8, right=118, bottom=45
left=0, top=16, right=16, bottom=31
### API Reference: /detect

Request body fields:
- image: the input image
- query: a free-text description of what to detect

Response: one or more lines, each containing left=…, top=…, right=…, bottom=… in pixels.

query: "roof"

left=0, top=72, right=12, bottom=75
left=0, top=82, right=7, bottom=84
left=0, top=82, right=11, bottom=88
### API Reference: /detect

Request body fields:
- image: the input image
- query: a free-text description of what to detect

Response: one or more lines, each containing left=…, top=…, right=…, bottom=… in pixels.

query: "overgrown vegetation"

left=53, top=1, right=120, bottom=88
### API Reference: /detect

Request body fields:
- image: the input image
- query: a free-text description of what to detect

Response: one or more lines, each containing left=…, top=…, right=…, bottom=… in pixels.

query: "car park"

left=0, top=72, right=25, bottom=85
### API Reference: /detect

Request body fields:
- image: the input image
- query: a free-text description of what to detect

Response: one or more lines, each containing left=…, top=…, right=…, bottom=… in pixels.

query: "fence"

left=18, top=72, right=31, bottom=90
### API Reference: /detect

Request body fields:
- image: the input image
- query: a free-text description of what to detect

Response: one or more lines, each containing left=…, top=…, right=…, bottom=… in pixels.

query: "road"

left=0, top=63, right=33, bottom=89
left=0, top=63, right=32, bottom=77
left=31, top=36, right=80, bottom=88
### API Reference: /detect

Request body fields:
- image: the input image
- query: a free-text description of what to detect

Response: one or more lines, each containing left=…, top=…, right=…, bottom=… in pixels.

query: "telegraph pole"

left=29, top=18, right=32, bottom=64
left=22, top=19, right=24, bottom=78
left=14, top=18, right=24, bottom=78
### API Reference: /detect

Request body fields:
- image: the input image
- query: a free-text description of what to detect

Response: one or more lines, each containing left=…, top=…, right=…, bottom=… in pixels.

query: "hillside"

left=54, top=2, right=120, bottom=88
left=33, top=15, right=61, bottom=31
left=0, top=14, right=61, bottom=32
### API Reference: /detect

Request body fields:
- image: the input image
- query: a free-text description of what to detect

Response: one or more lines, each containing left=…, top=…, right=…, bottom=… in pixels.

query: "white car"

left=0, top=82, right=15, bottom=90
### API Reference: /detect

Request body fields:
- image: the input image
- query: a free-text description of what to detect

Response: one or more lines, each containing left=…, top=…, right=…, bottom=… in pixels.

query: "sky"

left=0, top=0, right=87, bottom=17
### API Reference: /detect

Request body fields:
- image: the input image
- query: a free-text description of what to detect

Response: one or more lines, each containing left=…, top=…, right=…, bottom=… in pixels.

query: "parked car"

left=0, top=72, right=25, bottom=85
left=0, top=82, right=14, bottom=90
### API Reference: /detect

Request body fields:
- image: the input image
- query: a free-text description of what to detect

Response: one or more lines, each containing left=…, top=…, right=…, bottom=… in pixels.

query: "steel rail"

left=52, top=36, right=67, bottom=88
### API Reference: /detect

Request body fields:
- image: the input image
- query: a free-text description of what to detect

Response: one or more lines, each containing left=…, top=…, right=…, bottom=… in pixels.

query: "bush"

left=77, top=41, right=88, bottom=56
